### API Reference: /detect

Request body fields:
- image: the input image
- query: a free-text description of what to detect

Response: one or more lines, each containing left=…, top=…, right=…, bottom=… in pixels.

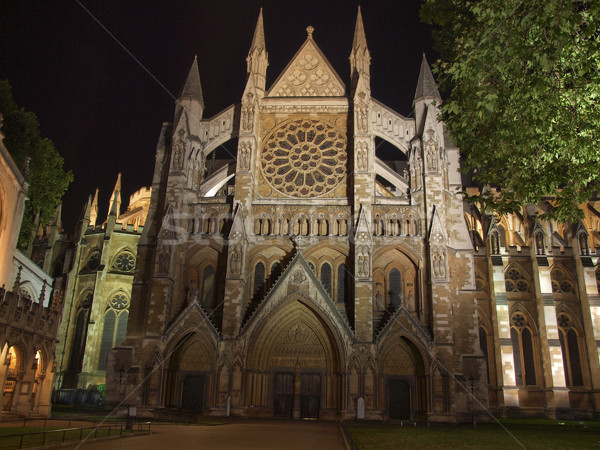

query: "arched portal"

left=164, top=332, right=215, bottom=412
left=2, top=346, right=20, bottom=411
left=379, top=336, right=427, bottom=421
left=246, top=299, right=343, bottom=419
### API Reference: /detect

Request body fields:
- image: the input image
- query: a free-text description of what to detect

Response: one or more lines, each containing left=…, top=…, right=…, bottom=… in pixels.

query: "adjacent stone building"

left=0, top=125, right=58, bottom=416
left=104, top=9, right=600, bottom=421
left=52, top=176, right=151, bottom=392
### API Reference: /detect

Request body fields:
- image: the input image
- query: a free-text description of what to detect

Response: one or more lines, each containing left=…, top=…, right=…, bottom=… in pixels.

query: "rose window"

left=557, top=314, right=570, bottom=328
left=511, top=313, right=526, bottom=328
left=114, top=251, right=136, bottom=272
left=261, top=119, right=347, bottom=198
left=110, top=293, right=129, bottom=310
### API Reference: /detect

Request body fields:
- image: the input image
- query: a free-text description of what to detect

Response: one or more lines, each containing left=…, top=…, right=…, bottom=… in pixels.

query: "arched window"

left=253, top=262, right=266, bottom=298
left=2, top=347, right=19, bottom=411
left=551, top=267, right=575, bottom=294
left=98, top=310, right=116, bottom=371
left=510, top=312, right=536, bottom=386
left=202, top=265, right=215, bottom=308
left=337, top=264, right=346, bottom=303
left=498, top=225, right=507, bottom=250
left=388, top=268, right=402, bottom=307
left=68, top=294, right=92, bottom=375
left=479, top=327, right=490, bottom=384
left=557, top=313, right=583, bottom=387
left=321, top=263, right=332, bottom=296
left=98, top=293, right=130, bottom=371
left=505, top=266, right=529, bottom=293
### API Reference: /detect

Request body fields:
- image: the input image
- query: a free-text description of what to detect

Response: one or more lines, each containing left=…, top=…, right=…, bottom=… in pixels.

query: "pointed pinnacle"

left=180, top=55, right=204, bottom=106
left=414, top=53, right=442, bottom=103
left=352, top=6, right=368, bottom=50
left=249, top=8, right=266, bottom=54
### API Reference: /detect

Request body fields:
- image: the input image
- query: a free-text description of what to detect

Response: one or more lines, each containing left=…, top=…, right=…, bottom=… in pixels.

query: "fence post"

left=19, top=433, right=24, bottom=449
left=42, top=431, right=47, bottom=445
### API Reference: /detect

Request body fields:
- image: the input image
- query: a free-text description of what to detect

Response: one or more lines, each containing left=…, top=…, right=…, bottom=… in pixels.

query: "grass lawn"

left=346, top=421, right=600, bottom=449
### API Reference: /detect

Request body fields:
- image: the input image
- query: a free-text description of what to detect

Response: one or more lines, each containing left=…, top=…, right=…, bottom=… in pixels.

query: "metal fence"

left=340, top=421, right=359, bottom=450
left=0, top=420, right=151, bottom=449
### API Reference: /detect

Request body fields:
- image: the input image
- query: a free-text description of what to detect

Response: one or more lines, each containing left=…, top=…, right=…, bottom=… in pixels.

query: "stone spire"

left=246, top=8, right=268, bottom=93
left=90, top=187, right=99, bottom=228
left=179, top=55, right=204, bottom=106
left=350, top=6, right=370, bottom=81
left=413, top=54, right=442, bottom=105
left=176, top=56, right=205, bottom=125
left=107, top=173, right=122, bottom=221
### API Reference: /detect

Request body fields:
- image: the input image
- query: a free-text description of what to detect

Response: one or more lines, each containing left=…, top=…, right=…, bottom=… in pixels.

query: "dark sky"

left=0, top=1, right=435, bottom=232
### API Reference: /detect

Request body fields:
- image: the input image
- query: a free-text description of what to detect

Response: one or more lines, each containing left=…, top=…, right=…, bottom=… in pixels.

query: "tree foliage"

left=0, top=80, right=73, bottom=246
left=421, top=0, right=600, bottom=221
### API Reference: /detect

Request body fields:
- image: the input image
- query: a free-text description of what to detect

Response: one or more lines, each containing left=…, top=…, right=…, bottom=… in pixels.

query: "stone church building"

left=105, top=9, right=600, bottom=421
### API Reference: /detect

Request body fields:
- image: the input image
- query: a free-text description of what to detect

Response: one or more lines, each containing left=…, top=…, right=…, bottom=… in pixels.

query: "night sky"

left=0, top=1, right=435, bottom=231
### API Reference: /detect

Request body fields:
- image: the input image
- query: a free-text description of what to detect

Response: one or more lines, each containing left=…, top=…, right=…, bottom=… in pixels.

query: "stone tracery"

left=261, top=119, right=347, bottom=198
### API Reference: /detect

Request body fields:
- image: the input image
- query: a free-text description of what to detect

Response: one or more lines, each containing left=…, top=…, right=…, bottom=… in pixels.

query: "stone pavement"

left=64, top=419, right=346, bottom=450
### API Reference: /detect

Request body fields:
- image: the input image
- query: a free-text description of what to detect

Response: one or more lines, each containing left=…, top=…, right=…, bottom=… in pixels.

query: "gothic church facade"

left=105, top=9, right=600, bottom=421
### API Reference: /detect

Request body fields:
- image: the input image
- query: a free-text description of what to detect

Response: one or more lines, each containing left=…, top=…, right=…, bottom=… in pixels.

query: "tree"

left=0, top=80, right=73, bottom=246
left=421, top=0, right=600, bottom=221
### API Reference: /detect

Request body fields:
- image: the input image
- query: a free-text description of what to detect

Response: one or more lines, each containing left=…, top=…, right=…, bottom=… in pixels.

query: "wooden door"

left=300, top=373, right=320, bottom=419
left=181, top=375, right=204, bottom=412
left=274, top=372, right=294, bottom=418
left=389, top=379, right=411, bottom=420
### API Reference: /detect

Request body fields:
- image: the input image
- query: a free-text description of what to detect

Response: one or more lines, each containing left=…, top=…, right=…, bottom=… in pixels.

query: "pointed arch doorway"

left=246, top=299, right=342, bottom=419
left=380, top=336, right=427, bottom=421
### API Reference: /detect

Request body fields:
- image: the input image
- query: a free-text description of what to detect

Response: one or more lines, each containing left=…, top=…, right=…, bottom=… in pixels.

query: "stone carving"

left=290, top=269, right=306, bottom=285
left=357, top=246, right=371, bottom=277
left=229, top=246, right=243, bottom=275
left=241, top=93, right=255, bottom=132
left=411, top=147, right=422, bottom=190
left=356, top=101, right=368, bottom=133
left=432, top=246, right=447, bottom=279
left=270, top=39, right=344, bottom=97
left=261, top=119, right=347, bottom=198
left=239, top=141, right=252, bottom=170
left=158, top=249, right=171, bottom=274
left=356, top=141, right=368, bottom=171
left=172, top=129, right=186, bottom=171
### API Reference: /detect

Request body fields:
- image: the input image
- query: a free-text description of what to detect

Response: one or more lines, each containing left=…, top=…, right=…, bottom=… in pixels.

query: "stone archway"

left=2, top=346, right=20, bottom=411
left=245, top=299, right=343, bottom=419
left=379, top=336, right=427, bottom=421
left=164, top=333, right=215, bottom=411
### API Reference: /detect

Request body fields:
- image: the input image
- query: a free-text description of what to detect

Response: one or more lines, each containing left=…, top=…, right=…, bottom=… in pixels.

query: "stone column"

left=488, top=252, right=519, bottom=410
left=573, top=246, right=600, bottom=414
left=531, top=252, right=569, bottom=416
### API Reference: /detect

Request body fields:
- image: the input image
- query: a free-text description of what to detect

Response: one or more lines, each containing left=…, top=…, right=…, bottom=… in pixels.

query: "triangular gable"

left=429, top=206, right=447, bottom=245
left=163, top=297, right=220, bottom=341
left=240, top=252, right=353, bottom=338
left=267, top=35, right=346, bottom=97
left=158, top=203, right=179, bottom=242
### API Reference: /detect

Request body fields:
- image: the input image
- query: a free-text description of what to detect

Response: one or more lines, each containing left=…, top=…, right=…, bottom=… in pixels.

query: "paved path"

left=65, top=420, right=346, bottom=450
